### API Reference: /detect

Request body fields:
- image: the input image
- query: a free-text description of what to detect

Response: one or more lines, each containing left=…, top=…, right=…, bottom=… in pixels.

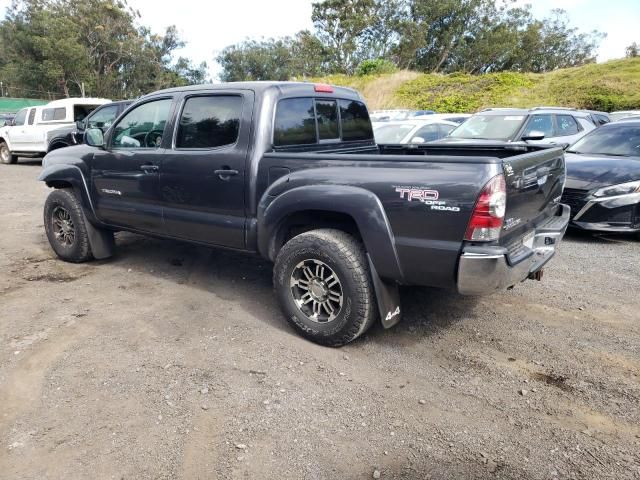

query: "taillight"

left=464, top=174, right=507, bottom=242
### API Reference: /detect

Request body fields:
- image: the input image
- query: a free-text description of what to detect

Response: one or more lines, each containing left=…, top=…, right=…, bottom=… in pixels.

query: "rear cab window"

left=274, top=97, right=373, bottom=147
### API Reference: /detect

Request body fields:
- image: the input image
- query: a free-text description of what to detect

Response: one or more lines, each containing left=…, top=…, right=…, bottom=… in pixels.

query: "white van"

left=0, top=97, right=110, bottom=163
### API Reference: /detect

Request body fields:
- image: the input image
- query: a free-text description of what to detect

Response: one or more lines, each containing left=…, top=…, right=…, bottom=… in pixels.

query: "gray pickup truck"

left=39, top=82, right=570, bottom=346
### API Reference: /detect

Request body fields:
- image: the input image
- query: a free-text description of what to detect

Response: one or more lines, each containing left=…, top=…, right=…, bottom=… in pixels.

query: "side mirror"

left=85, top=128, right=105, bottom=148
left=410, top=136, right=425, bottom=144
left=522, top=130, right=545, bottom=141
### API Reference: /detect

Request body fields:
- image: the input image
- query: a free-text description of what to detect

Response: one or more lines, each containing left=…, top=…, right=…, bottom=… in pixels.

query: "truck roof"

left=45, top=97, right=111, bottom=107
left=146, top=81, right=362, bottom=101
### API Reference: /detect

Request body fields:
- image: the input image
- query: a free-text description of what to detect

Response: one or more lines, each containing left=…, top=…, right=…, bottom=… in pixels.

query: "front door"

left=159, top=91, right=252, bottom=249
left=7, top=108, right=29, bottom=150
left=91, top=97, right=174, bottom=233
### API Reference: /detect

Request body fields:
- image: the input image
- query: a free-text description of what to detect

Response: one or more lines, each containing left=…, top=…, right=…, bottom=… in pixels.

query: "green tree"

left=626, top=42, right=639, bottom=58
left=0, top=0, right=207, bottom=99
left=311, top=0, right=401, bottom=73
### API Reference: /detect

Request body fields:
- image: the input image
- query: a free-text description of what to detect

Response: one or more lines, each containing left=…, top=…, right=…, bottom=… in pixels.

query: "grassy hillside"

left=313, top=58, right=640, bottom=112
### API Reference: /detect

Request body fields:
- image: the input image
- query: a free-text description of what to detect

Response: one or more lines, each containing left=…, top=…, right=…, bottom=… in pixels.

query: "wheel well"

left=272, top=210, right=362, bottom=259
left=0, top=137, right=6, bottom=145
left=46, top=180, right=73, bottom=189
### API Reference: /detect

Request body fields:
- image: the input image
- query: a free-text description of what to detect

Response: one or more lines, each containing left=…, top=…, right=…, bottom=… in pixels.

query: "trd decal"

left=395, top=187, right=439, bottom=202
left=394, top=186, right=461, bottom=212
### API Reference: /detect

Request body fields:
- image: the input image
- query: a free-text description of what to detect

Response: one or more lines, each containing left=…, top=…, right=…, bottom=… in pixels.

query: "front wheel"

left=273, top=229, right=377, bottom=347
left=44, top=189, right=93, bottom=263
left=0, top=141, right=17, bottom=164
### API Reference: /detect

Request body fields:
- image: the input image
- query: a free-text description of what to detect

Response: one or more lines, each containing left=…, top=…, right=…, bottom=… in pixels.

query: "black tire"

left=0, top=141, right=17, bottom=164
left=273, top=229, right=377, bottom=346
left=44, top=189, right=93, bottom=263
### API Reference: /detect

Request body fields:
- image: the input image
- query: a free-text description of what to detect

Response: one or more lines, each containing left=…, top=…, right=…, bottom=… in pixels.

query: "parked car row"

left=0, top=97, right=110, bottom=163
left=372, top=105, right=638, bottom=235
left=2, top=91, right=638, bottom=241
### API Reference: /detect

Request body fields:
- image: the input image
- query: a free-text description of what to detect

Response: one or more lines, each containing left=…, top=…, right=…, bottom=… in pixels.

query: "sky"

left=1, top=0, right=638, bottom=80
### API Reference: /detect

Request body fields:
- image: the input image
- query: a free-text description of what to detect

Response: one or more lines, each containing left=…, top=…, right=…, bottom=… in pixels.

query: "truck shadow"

left=109, top=232, right=478, bottom=345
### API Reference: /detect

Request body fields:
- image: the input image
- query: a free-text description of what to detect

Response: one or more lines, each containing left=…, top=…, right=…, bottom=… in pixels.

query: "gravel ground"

left=1, top=160, right=639, bottom=480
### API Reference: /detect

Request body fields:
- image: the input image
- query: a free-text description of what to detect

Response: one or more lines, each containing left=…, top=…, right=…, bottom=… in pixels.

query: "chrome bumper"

left=457, top=204, right=570, bottom=295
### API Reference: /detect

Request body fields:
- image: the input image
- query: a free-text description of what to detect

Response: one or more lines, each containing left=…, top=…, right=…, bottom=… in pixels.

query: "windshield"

left=374, top=123, right=415, bottom=143
left=448, top=114, right=526, bottom=140
left=568, top=125, right=640, bottom=156
left=610, top=112, right=640, bottom=122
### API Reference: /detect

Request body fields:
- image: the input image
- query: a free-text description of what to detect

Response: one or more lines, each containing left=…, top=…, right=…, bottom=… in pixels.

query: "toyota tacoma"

left=39, top=82, right=570, bottom=346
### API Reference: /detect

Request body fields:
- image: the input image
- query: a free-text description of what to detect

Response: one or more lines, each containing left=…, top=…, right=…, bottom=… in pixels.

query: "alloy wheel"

left=51, top=206, right=75, bottom=246
left=290, top=259, right=343, bottom=323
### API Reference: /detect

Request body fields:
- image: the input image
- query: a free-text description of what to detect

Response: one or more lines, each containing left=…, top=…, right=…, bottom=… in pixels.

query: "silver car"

left=436, top=107, right=597, bottom=146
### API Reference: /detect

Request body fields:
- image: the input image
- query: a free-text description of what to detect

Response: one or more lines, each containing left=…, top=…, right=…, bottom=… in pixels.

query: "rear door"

left=91, top=97, right=175, bottom=233
left=501, top=147, right=566, bottom=237
left=159, top=90, right=253, bottom=248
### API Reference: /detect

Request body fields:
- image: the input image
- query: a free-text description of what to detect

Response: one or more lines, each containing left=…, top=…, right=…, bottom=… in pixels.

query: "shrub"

left=355, top=59, right=397, bottom=77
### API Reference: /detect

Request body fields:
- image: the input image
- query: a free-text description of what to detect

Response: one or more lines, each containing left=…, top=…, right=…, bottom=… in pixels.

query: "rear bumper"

left=457, top=204, right=570, bottom=295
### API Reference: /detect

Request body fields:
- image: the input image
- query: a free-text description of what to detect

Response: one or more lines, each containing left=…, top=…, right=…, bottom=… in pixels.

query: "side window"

left=524, top=114, right=554, bottom=138
left=274, top=98, right=316, bottom=146
left=315, top=99, right=339, bottom=141
left=440, top=124, right=455, bottom=136
left=595, top=114, right=610, bottom=126
left=339, top=100, right=373, bottom=141
left=42, top=108, right=66, bottom=121
left=87, top=105, right=119, bottom=129
left=176, top=95, right=242, bottom=149
left=13, top=109, right=28, bottom=126
left=27, top=108, right=36, bottom=125
left=411, top=124, right=440, bottom=143
left=556, top=115, right=579, bottom=136
left=112, top=98, right=172, bottom=149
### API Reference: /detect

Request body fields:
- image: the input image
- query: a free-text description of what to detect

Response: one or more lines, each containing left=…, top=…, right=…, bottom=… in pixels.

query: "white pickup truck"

left=0, top=97, right=110, bottom=164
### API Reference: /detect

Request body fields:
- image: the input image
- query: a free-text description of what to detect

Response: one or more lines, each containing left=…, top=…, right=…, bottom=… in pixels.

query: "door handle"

left=140, top=164, right=159, bottom=173
left=214, top=168, right=239, bottom=180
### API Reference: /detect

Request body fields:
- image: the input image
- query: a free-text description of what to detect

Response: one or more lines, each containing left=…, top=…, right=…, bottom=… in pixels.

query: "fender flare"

left=47, top=140, right=71, bottom=153
left=258, top=185, right=404, bottom=283
left=39, top=164, right=96, bottom=221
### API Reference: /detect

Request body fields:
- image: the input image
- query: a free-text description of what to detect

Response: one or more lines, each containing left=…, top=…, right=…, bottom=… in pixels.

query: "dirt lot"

left=1, top=160, right=639, bottom=480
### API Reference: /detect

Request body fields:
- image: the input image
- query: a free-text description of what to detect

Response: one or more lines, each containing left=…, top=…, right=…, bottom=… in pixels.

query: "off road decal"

left=394, top=186, right=461, bottom=212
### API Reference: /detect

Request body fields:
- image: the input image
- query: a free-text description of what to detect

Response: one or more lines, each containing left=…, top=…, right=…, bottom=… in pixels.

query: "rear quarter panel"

left=257, top=154, right=500, bottom=288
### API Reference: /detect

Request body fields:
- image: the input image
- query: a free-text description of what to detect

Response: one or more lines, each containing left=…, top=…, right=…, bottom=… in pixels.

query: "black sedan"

left=562, top=120, right=640, bottom=234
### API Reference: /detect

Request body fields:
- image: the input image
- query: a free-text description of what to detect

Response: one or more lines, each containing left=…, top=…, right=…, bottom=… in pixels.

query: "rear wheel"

left=0, top=141, right=17, bottom=164
left=273, top=229, right=377, bottom=346
left=44, top=189, right=93, bottom=263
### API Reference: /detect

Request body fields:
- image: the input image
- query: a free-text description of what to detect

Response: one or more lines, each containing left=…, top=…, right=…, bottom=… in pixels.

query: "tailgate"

left=501, top=147, right=565, bottom=241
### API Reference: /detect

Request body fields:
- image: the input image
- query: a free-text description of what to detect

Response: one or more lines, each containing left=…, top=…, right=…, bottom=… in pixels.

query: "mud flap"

left=367, top=254, right=402, bottom=329
left=82, top=210, right=115, bottom=260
